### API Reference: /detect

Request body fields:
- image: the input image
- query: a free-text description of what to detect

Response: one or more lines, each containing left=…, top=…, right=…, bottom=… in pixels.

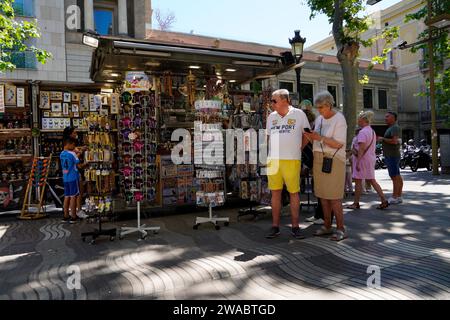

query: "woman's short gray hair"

left=314, top=91, right=335, bottom=107
left=358, top=110, right=374, bottom=124
left=272, top=89, right=290, bottom=101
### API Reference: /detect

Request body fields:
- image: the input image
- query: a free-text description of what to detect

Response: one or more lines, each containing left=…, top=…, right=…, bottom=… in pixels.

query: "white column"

left=84, top=0, right=94, bottom=31
left=118, top=0, right=128, bottom=36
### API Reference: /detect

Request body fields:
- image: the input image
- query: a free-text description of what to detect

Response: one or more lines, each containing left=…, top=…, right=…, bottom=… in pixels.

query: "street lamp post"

left=289, top=30, right=306, bottom=104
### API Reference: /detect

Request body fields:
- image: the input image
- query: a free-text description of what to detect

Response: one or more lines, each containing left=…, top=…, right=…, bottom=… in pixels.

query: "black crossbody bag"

left=319, top=119, right=341, bottom=174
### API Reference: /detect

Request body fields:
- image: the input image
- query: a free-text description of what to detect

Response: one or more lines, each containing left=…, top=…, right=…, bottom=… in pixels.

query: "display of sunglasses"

left=123, top=178, right=132, bottom=189
left=133, top=140, right=144, bottom=152
left=122, top=166, right=133, bottom=177
left=133, top=115, right=143, bottom=128
left=132, top=92, right=142, bottom=103
left=122, top=142, right=131, bottom=153
left=133, top=154, right=143, bottom=164
left=140, top=95, right=151, bottom=108
left=120, top=117, right=132, bottom=128
left=122, top=154, right=132, bottom=164
left=134, top=178, right=144, bottom=189
left=121, top=92, right=132, bottom=104
left=134, top=166, right=143, bottom=176
left=134, top=191, right=144, bottom=202
left=125, top=191, right=134, bottom=202
left=121, top=128, right=132, bottom=140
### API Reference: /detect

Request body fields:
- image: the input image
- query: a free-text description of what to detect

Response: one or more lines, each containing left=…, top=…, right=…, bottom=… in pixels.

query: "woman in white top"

left=304, top=91, right=348, bottom=241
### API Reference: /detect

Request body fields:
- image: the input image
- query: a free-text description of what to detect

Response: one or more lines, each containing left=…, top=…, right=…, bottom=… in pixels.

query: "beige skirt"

left=313, top=152, right=346, bottom=200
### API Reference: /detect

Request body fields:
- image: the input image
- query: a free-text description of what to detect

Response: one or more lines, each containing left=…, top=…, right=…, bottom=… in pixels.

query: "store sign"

left=124, top=72, right=151, bottom=92
left=0, top=85, right=4, bottom=113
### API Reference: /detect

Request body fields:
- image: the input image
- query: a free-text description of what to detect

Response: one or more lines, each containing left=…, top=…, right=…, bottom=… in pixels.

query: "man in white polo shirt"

left=266, top=89, right=310, bottom=239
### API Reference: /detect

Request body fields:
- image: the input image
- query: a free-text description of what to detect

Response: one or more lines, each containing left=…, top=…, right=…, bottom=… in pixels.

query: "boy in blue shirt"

left=60, top=137, right=80, bottom=223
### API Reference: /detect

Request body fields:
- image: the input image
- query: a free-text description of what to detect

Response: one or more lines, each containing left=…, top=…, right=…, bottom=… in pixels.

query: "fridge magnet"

left=72, top=92, right=80, bottom=102
left=16, top=87, right=25, bottom=107
left=63, top=92, right=71, bottom=102
left=80, top=93, right=89, bottom=111
left=63, top=103, right=70, bottom=115
left=50, top=91, right=63, bottom=100
left=5, top=84, right=16, bottom=106
left=39, top=91, right=51, bottom=109
left=51, top=102, right=62, bottom=113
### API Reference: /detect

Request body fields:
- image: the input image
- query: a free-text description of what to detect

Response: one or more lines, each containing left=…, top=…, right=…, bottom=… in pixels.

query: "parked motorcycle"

left=375, top=154, right=387, bottom=170
left=410, top=147, right=432, bottom=172
left=400, top=146, right=415, bottom=169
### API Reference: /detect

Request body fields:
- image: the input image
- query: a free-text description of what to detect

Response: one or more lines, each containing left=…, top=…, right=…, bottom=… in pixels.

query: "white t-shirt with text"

left=266, top=106, right=310, bottom=160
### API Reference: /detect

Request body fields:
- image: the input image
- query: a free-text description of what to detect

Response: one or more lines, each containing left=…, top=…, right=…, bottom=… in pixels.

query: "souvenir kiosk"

left=87, top=36, right=294, bottom=220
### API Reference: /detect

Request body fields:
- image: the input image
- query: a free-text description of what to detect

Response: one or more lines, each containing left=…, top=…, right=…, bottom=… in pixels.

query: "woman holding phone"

left=304, top=91, right=348, bottom=241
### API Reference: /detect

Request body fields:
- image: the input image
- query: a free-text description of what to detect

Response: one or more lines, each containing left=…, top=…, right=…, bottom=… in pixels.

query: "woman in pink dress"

left=347, top=111, right=389, bottom=210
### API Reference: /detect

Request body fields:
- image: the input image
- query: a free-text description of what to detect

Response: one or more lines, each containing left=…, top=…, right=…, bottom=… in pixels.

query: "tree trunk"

left=337, top=42, right=360, bottom=149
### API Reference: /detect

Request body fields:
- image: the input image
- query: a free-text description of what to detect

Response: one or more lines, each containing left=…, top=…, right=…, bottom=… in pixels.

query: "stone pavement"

left=0, top=169, right=449, bottom=300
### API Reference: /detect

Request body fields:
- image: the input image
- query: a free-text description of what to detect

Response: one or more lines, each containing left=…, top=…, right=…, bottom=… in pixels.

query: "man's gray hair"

left=314, top=90, right=335, bottom=107
left=272, top=89, right=290, bottom=101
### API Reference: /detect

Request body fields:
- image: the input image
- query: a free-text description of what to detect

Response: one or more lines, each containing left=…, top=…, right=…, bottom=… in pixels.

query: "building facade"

left=307, top=0, right=450, bottom=143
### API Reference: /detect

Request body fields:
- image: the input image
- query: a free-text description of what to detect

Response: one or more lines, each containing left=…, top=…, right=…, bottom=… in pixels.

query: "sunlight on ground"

left=0, top=252, right=34, bottom=264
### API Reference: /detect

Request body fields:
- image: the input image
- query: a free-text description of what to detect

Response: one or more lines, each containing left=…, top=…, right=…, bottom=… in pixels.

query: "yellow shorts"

left=267, top=160, right=301, bottom=193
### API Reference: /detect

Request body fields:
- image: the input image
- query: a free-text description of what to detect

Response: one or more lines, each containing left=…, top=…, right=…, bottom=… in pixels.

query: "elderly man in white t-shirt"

left=265, top=89, right=311, bottom=239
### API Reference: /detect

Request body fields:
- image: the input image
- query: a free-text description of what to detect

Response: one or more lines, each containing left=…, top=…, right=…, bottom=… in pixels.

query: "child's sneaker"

left=69, top=216, right=79, bottom=224
left=61, top=216, right=71, bottom=223
left=76, top=210, right=89, bottom=219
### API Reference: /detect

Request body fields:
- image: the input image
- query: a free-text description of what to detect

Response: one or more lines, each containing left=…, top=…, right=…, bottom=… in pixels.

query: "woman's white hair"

left=314, top=90, right=335, bottom=107
left=358, top=110, right=374, bottom=124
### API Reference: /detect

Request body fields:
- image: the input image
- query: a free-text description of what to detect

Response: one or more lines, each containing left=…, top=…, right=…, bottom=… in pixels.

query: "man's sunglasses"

left=271, top=99, right=278, bottom=104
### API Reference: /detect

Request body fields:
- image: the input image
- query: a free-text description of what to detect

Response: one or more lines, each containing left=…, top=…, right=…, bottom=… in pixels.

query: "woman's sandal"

left=345, top=203, right=360, bottom=209
left=376, top=200, right=389, bottom=210
left=314, top=226, right=334, bottom=236
left=330, top=230, right=348, bottom=242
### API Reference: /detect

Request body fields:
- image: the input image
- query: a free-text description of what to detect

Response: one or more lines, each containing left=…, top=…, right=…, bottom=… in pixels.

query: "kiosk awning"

left=90, top=36, right=295, bottom=85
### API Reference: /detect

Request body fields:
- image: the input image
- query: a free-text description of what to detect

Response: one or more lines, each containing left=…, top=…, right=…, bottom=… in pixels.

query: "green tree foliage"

left=405, top=1, right=450, bottom=126
left=305, top=0, right=398, bottom=146
left=0, top=0, right=52, bottom=72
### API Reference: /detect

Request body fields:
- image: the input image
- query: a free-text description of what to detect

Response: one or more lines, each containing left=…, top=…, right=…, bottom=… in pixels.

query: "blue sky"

left=152, top=0, right=402, bottom=48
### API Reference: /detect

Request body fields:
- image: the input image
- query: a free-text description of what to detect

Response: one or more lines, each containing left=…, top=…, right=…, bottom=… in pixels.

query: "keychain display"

left=118, top=91, right=158, bottom=205
left=83, top=115, right=116, bottom=199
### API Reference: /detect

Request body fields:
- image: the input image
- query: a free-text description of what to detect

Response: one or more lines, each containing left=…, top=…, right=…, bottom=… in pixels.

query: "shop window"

left=378, top=89, right=388, bottom=110
left=327, top=85, right=337, bottom=105
left=94, top=7, right=115, bottom=35
left=279, top=81, right=294, bottom=93
left=300, top=83, right=314, bottom=104
left=363, top=88, right=374, bottom=109
left=13, top=0, right=34, bottom=17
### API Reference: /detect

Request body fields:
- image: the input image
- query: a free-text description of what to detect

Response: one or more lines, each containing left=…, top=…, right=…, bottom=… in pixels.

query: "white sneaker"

left=76, top=210, right=89, bottom=219
left=313, top=218, right=325, bottom=225
left=305, top=216, right=316, bottom=222
left=388, top=197, right=402, bottom=205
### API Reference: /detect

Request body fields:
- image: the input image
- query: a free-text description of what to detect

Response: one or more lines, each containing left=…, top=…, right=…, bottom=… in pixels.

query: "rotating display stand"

left=193, top=100, right=229, bottom=230
left=119, top=189, right=160, bottom=240
left=80, top=115, right=116, bottom=244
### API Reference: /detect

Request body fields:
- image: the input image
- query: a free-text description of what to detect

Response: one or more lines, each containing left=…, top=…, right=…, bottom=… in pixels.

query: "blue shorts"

left=385, top=156, right=401, bottom=177
left=64, top=180, right=80, bottom=197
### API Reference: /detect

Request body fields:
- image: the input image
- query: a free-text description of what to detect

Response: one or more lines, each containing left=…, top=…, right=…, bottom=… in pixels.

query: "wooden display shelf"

left=0, top=154, right=33, bottom=160
left=0, top=128, right=32, bottom=134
